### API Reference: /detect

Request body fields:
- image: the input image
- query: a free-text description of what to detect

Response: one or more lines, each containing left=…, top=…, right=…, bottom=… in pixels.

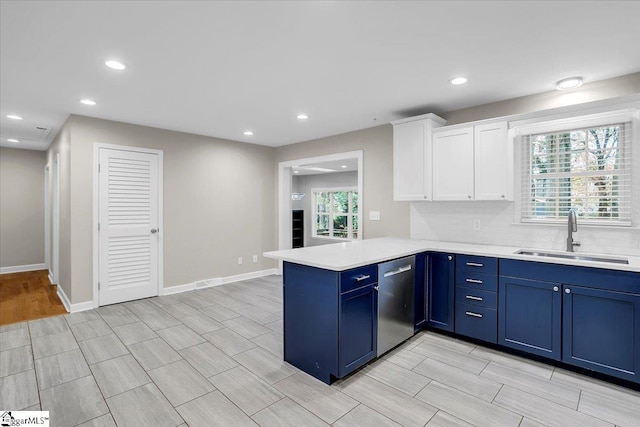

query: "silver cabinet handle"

left=151, top=228, right=159, bottom=234
left=355, top=274, right=371, bottom=282
left=565, top=288, right=571, bottom=294
left=383, top=265, right=412, bottom=278
left=465, top=311, right=483, bottom=318
left=466, top=262, right=484, bottom=267
left=448, top=256, right=453, bottom=261
left=466, top=278, right=483, bottom=284
left=553, top=286, right=559, bottom=292
left=465, top=295, right=483, bottom=301
left=373, top=285, right=379, bottom=291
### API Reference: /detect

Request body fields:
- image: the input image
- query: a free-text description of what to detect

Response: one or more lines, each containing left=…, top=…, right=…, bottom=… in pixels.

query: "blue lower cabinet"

left=498, top=276, right=562, bottom=360
left=427, top=253, right=455, bottom=331
left=414, top=253, right=427, bottom=330
left=455, top=303, right=497, bottom=343
left=339, top=284, right=377, bottom=377
left=563, top=285, right=640, bottom=383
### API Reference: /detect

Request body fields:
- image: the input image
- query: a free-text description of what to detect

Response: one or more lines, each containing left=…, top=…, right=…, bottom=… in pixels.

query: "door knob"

left=151, top=228, right=159, bottom=234
left=565, top=288, right=571, bottom=294
left=553, top=286, right=559, bottom=292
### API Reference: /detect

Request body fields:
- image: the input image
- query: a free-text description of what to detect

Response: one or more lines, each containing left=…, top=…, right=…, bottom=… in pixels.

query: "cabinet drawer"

left=455, top=272, right=497, bottom=292
left=455, top=303, right=497, bottom=343
left=455, top=286, right=497, bottom=309
left=341, top=265, right=377, bottom=293
left=457, top=255, right=498, bottom=275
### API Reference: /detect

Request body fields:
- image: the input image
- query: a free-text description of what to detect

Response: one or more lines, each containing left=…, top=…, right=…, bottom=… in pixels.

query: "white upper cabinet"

left=392, top=114, right=446, bottom=201
left=474, top=122, right=512, bottom=201
left=432, top=121, right=512, bottom=201
left=432, top=127, right=474, bottom=200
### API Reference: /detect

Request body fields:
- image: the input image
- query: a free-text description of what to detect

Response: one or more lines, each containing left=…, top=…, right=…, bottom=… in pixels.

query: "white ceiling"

left=1, top=1, right=639, bottom=151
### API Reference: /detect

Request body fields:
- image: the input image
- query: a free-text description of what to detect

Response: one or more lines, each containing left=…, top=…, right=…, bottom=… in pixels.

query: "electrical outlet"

left=473, top=219, right=481, bottom=230
left=369, top=211, right=381, bottom=221
left=238, top=257, right=243, bottom=265
left=252, top=255, right=258, bottom=263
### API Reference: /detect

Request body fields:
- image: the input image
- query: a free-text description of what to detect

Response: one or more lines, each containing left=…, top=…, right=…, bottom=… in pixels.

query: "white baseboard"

left=70, top=301, right=95, bottom=313
left=56, top=285, right=71, bottom=312
left=48, top=271, right=54, bottom=285
left=159, top=268, right=279, bottom=296
left=0, top=263, right=46, bottom=275
left=220, top=268, right=280, bottom=285
left=160, top=282, right=195, bottom=296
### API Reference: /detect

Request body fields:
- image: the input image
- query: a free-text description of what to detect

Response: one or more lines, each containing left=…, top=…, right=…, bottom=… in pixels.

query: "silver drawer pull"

left=465, top=295, right=483, bottom=301
left=466, top=262, right=484, bottom=267
left=355, top=274, right=371, bottom=282
left=383, top=265, right=412, bottom=278
left=466, top=278, right=483, bottom=284
left=465, top=311, right=483, bottom=318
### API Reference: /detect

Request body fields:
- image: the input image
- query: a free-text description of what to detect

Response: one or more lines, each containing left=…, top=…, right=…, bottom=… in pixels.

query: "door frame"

left=44, top=163, right=50, bottom=278
left=277, top=150, right=363, bottom=255
left=92, top=143, right=164, bottom=308
left=51, top=154, right=60, bottom=285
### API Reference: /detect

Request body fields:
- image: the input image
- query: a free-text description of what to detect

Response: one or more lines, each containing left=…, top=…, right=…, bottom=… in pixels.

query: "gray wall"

left=52, top=115, right=277, bottom=304
left=276, top=125, right=409, bottom=240
left=0, top=147, right=46, bottom=268
left=292, top=171, right=358, bottom=247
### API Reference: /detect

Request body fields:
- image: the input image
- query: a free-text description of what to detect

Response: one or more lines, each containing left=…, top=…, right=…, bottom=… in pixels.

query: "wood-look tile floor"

left=0, top=270, right=67, bottom=326
left=1, top=275, right=638, bottom=426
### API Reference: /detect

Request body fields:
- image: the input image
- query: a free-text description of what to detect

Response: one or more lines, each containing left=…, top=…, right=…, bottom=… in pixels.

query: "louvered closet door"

left=99, top=148, right=160, bottom=305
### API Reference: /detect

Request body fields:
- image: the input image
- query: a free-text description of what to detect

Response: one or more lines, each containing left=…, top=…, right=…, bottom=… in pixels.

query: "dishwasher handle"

left=382, top=264, right=412, bottom=278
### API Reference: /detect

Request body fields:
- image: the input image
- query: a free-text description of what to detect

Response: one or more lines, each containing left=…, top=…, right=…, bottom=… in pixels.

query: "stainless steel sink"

left=516, top=250, right=629, bottom=265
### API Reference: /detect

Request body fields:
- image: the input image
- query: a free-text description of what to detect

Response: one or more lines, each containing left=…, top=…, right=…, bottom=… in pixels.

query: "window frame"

left=311, top=187, right=359, bottom=241
left=512, top=109, right=636, bottom=227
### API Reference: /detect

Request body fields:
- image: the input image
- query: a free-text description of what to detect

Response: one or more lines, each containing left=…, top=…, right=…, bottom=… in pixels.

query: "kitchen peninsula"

left=265, top=238, right=640, bottom=386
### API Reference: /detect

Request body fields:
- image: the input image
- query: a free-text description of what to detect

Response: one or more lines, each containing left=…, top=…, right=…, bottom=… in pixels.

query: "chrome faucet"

left=567, top=209, right=581, bottom=252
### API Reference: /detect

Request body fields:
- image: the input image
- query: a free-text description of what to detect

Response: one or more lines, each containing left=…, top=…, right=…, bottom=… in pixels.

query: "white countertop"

left=263, top=237, right=640, bottom=273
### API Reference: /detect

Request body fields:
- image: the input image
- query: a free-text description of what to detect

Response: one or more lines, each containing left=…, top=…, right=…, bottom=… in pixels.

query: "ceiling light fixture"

left=7, top=138, right=19, bottom=143
left=556, top=77, right=583, bottom=91
left=105, top=60, right=127, bottom=70
left=341, top=165, right=347, bottom=168
left=6, top=114, right=23, bottom=120
left=296, top=114, right=309, bottom=120
left=243, top=130, right=254, bottom=136
left=80, top=99, right=97, bottom=106
left=449, top=77, right=468, bottom=85
left=293, top=170, right=300, bottom=174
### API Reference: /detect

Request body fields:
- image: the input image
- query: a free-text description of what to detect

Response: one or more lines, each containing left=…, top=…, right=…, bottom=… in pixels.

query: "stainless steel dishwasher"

left=377, top=255, right=415, bottom=356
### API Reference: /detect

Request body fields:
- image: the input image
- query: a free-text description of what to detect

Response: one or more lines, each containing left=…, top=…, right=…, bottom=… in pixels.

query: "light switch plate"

left=369, top=211, right=381, bottom=221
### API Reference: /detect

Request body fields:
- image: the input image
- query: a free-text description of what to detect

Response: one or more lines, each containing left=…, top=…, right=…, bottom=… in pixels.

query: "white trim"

left=52, top=153, right=60, bottom=285
left=48, top=271, right=54, bottom=285
left=44, top=163, right=50, bottom=273
left=93, top=143, right=164, bottom=308
left=70, top=301, right=94, bottom=313
left=278, top=151, right=364, bottom=251
left=159, top=268, right=280, bottom=296
left=0, top=263, right=46, bottom=275
left=511, top=109, right=637, bottom=136
left=56, top=284, right=71, bottom=312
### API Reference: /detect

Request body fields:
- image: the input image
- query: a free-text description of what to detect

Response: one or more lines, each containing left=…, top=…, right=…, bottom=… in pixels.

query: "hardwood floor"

left=0, top=270, right=67, bottom=326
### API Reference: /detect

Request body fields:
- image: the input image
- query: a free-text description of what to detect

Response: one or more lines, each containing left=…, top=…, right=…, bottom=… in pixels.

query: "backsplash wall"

left=410, top=201, right=640, bottom=256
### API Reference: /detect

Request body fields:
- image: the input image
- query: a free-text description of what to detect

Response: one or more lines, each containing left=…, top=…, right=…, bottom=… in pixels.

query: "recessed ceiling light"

left=7, top=138, right=19, bottom=143
left=450, top=77, right=468, bottom=85
left=243, top=130, right=254, bottom=136
left=296, top=114, right=309, bottom=120
left=80, top=99, right=97, bottom=106
left=105, top=60, right=127, bottom=70
left=293, top=170, right=300, bottom=174
left=341, top=165, right=347, bottom=168
left=556, top=77, right=583, bottom=90
left=6, top=114, right=23, bottom=120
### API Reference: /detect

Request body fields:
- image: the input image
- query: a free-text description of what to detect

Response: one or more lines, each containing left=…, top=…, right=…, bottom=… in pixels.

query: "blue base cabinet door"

left=339, top=284, right=377, bottom=377
left=498, top=277, right=562, bottom=360
left=563, top=285, right=640, bottom=383
left=427, top=253, right=455, bottom=331
left=414, top=252, right=427, bottom=330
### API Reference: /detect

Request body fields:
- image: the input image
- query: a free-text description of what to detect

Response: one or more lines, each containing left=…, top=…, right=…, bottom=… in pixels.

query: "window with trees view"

left=521, top=122, right=631, bottom=225
left=313, top=188, right=358, bottom=240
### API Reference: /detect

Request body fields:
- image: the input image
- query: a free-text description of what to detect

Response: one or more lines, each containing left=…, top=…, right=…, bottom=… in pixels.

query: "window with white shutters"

left=520, top=118, right=632, bottom=226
